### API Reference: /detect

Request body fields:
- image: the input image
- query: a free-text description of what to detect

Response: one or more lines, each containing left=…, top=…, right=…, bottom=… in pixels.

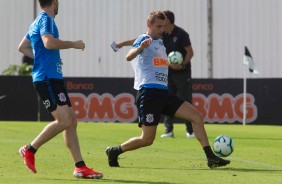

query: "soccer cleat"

left=186, top=132, right=195, bottom=138
left=207, top=156, right=230, bottom=168
left=160, top=132, right=174, bottom=138
left=105, top=147, right=120, bottom=167
left=18, top=145, right=37, bottom=173
left=73, top=166, right=103, bottom=179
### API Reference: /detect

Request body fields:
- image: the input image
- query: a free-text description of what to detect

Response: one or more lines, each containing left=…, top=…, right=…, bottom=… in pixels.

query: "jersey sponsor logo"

left=155, top=72, right=168, bottom=83
left=56, top=62, right=62, bottom=74
left=153, top=58, right=169, bottom=67
left=57, top=68, right=62, bottom=74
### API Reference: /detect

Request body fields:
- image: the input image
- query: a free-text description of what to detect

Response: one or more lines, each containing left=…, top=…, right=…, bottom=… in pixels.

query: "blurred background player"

left=161, top=10, right=194, bottom=138
left=111, top=10, right=195, bottom=138
left=106, top=10, right=230, bottom=169
left=17, top=0, right=102, bottom=179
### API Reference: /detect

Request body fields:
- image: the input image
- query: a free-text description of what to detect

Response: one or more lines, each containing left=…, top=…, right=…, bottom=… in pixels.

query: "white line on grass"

left=231, top=157, right=282, bottom=170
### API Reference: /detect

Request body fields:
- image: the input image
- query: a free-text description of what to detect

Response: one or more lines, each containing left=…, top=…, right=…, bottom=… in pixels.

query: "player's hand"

left=169, top=64, right=184, bottom=70
left=73, top=40, right=85, bottom=50
left=111, top=41, right=120, bottom=52
left=140, top=38, right=152, bottom=49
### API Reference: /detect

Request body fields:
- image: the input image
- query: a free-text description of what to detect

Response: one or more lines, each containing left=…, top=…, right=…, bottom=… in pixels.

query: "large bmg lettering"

left=193, top=93, right=258, bottom=124
left=69, top=92, right=258, bottom=124
left=69, top=93, right=138, bottom=122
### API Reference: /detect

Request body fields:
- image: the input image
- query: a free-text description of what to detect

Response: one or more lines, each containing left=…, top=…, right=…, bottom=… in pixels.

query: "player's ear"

left=147, top=21, right=152, bottom=29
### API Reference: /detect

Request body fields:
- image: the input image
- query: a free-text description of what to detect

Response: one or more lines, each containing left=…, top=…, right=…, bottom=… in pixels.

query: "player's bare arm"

left=18, top=37, right=34, bottom=59
left=125, top=38, right=152, bottom=61
left=117, top=38, right=136, bottom=48
left=170, top=46, right=194, bottom=70
left=183, top=45, right=194, bottom=65
left=42, top=34, right=85, bottom=50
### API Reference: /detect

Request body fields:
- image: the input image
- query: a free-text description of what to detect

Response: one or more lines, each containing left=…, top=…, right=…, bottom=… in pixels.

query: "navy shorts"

left=136, top=88, right=184, bottom=127
left=33, top=79, right=71, bottom=113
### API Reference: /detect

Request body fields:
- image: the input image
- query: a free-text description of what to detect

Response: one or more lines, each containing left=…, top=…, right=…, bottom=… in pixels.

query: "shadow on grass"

left=191, top=167, right=282, bottom=172
left=117, top=166, right=189, bottom=171
left=212, top=167, right=282, bottom=172
left=98, top=179, right=176, bottom=184
left=41, top=177, right=176, bottom=184
left=118, top=166, right=282, bottom=172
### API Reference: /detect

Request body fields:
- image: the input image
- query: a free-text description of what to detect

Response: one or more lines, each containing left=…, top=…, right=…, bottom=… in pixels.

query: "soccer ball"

left=168, top=51, right=183, bottom=64
left=213, top=135, right=234, bottom=157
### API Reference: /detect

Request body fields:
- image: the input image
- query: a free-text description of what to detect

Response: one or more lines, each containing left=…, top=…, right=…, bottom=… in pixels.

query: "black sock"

left=111, top=145, right=123, bottom=156
left=203, top=146, right=216, bottom=159
left=75, top=161, right=86, bottom=168
left=27, top=144, right=37, bottom=154
left=117, top=145, right=124, bottom=154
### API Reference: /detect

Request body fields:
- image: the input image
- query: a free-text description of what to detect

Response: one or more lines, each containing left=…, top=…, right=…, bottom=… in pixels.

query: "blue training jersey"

left=26, top=12, right=62, bottom=82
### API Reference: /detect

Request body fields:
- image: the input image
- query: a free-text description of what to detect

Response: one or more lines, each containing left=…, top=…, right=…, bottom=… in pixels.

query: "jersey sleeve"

left=132, top=34, right=148, bottom=48
left=40, top=15, right=54, bottom=36
left=181, top=31, right=192, bottom=48
left=25, top=33, right=31, bottom=40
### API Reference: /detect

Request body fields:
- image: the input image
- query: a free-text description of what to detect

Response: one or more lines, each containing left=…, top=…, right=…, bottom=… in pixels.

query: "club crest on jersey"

left=58, top=93, right=67, bottom=102
left=146, top=113, right=154, bottom=123
left=173, top=36, right=178, bottom=43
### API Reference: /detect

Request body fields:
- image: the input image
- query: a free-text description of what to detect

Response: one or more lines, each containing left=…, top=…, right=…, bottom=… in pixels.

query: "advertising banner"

left=0, top=76, right=38, bottom=121
left=0, top=76, right=281, bottom=125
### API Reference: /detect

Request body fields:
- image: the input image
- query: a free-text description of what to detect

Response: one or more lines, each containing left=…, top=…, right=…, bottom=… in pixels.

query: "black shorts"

left=136, top=88, right=184, bottom=127
left=33, top=79, right=71, bottom=113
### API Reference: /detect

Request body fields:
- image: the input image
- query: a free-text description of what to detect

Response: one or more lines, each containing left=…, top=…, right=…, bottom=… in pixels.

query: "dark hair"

left=163, top=10, right=175, bottom=24
left=38, top=0, right=53, bottom=8
left=147, top=11, right=166, bottom=24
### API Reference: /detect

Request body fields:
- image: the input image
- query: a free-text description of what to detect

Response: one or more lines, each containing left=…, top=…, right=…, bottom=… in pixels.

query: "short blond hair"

left=147, top=11, right=166, bottom=24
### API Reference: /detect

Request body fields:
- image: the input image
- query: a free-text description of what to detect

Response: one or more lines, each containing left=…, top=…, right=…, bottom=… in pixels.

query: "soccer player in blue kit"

left=106, top=10, right=230, bottom=169
left=17, top=0, right=102, bottom=179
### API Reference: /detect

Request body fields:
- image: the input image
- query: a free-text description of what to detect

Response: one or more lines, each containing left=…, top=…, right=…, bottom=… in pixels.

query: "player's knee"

left=192, top=111, right=204, bottom=125
left=146, top=139, right=154, bottom=146
left=65, top=116, right=77, bottom=128
left=141, top=138, right=155, bottom=147
left=67, top=115, right=77, bottom=126
left=57, top=114, right=77, bottom=129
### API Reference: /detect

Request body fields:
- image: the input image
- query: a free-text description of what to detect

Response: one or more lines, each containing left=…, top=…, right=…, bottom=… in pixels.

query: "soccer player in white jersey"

left=106, top=10, right=230, bottom=169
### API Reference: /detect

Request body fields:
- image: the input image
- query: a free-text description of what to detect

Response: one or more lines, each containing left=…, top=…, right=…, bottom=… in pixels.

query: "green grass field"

left=0, top=122, right=282, bottom=184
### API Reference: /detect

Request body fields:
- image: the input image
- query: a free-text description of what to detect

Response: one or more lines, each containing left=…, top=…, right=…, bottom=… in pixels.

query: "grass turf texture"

left=0, top=122, right=282, bottom=184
